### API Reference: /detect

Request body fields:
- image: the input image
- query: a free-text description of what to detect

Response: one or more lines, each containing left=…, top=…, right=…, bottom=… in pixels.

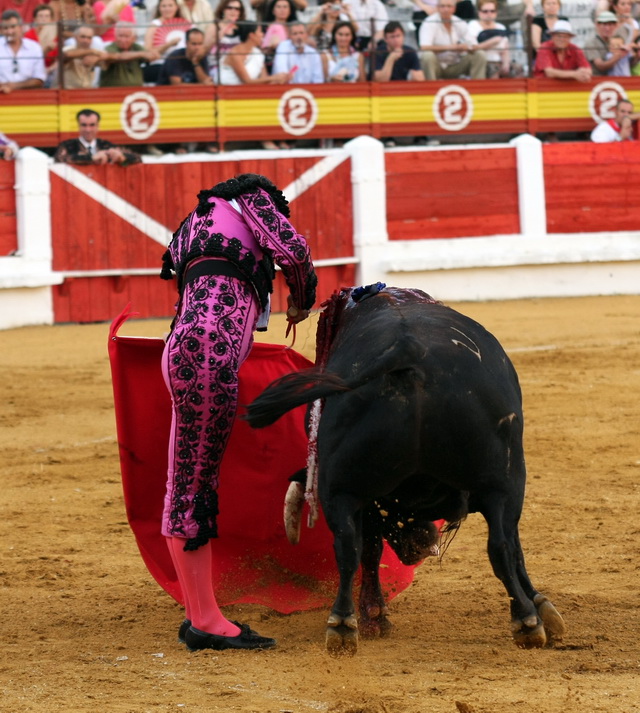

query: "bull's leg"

left=479, top=492, right=565, bottom=648
left=512, top=530, right=566, bottom=644
left=322, top=493, right=362, bottom=656
left=359, top=507, right=392, bottom=639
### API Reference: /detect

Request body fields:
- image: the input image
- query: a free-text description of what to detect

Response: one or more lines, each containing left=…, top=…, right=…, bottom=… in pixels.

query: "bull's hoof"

left=511, top=615, right=547, bottom=649
left=534, top=594, right=566, bottom=643
left=326, top=625, right=358, bottom=656
left=360, top=613, right=393, bottom=639
left=326, top=613, right=358, bottom=656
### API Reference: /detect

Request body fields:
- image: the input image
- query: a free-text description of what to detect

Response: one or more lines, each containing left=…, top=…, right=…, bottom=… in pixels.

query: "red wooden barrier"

left=385, top=147, right=520, bottom=240
left=0, top=162, right=17, bottom=256
left=544, top=141, right=640, bottom=234
left=50, top=156, right=355, bottom=323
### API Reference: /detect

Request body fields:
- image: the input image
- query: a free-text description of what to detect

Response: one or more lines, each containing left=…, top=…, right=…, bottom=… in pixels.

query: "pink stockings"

left=166, top=536, right=240, bottom=637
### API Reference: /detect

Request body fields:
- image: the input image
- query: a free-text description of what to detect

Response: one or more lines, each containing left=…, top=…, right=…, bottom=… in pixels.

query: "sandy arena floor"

left=1, top=295, right=639, bottom=713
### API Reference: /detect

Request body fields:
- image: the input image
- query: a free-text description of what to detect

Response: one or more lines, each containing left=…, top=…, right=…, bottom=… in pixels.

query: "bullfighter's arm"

left=238, top=188, right=317, bottom=311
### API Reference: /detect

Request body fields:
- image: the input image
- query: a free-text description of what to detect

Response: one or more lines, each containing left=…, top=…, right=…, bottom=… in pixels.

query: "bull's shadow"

left=246, top=286, right=565, bottom=656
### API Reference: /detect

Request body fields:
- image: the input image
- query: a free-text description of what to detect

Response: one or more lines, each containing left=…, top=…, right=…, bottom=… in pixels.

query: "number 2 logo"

left=432, top=85, right=473, bottom=132
left=589, top=81, right=627, bottom=124
left=278, top=89, right=319, bottom=136
left=120, top=92, right=160, bottom=141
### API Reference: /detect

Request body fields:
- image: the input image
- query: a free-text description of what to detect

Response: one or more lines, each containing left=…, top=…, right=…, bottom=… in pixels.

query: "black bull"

left=246, top=287, right=565, bottom=655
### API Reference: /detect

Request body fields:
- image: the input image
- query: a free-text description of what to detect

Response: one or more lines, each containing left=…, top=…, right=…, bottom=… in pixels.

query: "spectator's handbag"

left=477, top=28, right=509, bottom=43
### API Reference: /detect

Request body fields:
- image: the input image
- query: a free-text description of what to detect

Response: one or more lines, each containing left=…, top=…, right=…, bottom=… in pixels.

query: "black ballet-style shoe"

left=184, top=623, right=276, bottom=651
left=178, top=619, right=191, bottom=643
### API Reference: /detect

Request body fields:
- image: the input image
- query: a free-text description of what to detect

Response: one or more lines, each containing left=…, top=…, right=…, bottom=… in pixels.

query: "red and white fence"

left=1, top=136, right=639, bottom=330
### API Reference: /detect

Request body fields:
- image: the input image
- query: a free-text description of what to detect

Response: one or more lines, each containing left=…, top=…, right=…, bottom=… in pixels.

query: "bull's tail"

left=246, top=332, right=425, bottom=428
left=245, top=369, right=350, bottom=428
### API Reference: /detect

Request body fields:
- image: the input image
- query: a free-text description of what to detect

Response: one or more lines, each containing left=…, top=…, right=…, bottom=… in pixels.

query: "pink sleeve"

left=238, top=189, right=317, bottom=310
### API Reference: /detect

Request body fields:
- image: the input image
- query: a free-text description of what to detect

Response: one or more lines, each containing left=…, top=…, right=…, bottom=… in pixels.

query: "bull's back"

left=318, top=300, right=522, bottom=491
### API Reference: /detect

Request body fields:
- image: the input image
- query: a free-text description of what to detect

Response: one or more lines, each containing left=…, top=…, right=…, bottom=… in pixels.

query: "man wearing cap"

left=533, top=19, right=592, bottom=81
left=585, top=11, right=632, bottom=76
left=591, top=99, right=637, bottom=142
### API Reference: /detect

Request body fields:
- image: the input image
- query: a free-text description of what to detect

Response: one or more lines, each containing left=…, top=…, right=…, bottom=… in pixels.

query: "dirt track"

left=1, top=295, right=639, bottom=713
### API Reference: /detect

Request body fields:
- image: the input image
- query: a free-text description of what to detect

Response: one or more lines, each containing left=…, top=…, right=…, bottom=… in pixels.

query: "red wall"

left=385, top=148, right=520, bottom=240
left=544, top=141, right=640, bottom=234
left=50, top=157, right=354, bottom=323
left=0, top=162, right=17, bottom=256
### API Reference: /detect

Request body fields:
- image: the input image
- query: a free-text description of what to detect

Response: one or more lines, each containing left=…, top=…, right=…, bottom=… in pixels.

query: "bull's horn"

left=283, top=481, right=305, bottom=545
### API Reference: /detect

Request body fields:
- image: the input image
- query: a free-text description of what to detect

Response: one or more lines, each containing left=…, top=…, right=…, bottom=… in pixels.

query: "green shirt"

left=100, top=42, right=145, bottom=88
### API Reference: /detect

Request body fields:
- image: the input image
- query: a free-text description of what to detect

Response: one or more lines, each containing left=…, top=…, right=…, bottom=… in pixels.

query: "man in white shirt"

left=272, top=22, right=324, bottom=84
left=591, top=99, right=636, bottom=143
left=419, top=0, right=487, bottom=80
left=0, top=9, right=46, bottom=92
left=343, top=0, right=388, bottom=50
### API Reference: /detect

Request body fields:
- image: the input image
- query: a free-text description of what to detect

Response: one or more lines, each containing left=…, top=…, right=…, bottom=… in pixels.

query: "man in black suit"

left=54, top=109, right=141, bottom=165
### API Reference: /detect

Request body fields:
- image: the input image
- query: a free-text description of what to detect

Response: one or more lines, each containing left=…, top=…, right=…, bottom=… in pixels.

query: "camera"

left=331, top=3, right=341, bottom=9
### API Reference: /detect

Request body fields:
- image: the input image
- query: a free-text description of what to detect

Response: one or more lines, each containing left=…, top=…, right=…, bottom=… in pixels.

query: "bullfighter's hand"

left=286, top=294, right=309, bottom=324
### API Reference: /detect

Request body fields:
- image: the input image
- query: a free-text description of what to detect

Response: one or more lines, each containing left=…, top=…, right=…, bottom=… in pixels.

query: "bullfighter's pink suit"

left=160, top=175, right=317, bottom=552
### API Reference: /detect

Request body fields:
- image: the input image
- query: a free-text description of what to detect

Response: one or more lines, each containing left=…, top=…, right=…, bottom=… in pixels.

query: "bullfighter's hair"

left=195, top=174, right=290, bottom=218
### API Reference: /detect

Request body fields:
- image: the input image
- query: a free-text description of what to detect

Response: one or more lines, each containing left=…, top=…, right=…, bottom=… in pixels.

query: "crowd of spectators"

left=3, top=0, right=640, bottom=87
left=2, top=0, right=640, bottom=149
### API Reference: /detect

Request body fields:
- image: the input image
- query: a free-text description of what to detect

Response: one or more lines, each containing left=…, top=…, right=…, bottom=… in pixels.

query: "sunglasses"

left=13, top=58, right=18, bottom=73
left=226, top=4, right=243, bottom=8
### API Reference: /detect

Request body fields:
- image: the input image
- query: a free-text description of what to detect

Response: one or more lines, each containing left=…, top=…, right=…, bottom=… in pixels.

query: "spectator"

left=342, top=0, right=388, bottom=51
left=158, top=26, right=211, bottom=84
left=54, top=108, right=142, bottom=165
left=591, top=98, right=637, bottom=141
left=0, top=9, right=46, bottom=92
left=0, top=0, right=46, bottom=24
left=419, top=0, right=487, bottom=80
left=321, top=20, right=365, bottom=81
left=219, top=20, right=292, bottom=148
left=374, top=21, right=427, bottom=148
left=23, top=3, right=57, bottom=85
left=219, top=20, right=291, bottom=85
left=0, top=129, right=18, bottom=159
left=308, top=2, right=357, bottom=51
left=533, top=19, right=592, bottom=81
left=530, top=0, right=568, bottom=58
left=144, top=0, right=192, bottom=84
left=262, top=0, right=297, bottom=67
left=610, top=0, right=639, bottom=45
left=49, top=0, right=96, bottom=39
left=467, top=0, right=514, bottom=78
left=100, top=21, right=159, bottom=87
left=494, top=0, right=533, bottom=28
left=177, top=0, right=214, bottom=31
left=60, top=24, right=107, bottom=88
left=410, top=0, right=438, bottom=46
left=92, top=0, right=136, bottom=44
left=374, top=20, right=425, bottom=81
left=204, top=0, right=245, bottom=83
left=272, top=21, right=325, bottom=83
left=251, top=0, right=306, bottom=23
left=605, top=34, right=635, bottom=75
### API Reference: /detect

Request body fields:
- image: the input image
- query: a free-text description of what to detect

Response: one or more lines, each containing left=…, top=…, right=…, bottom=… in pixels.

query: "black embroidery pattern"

left=165, top=275, right=255, bottom=550
left=160, top=205, right=275, bottom=310
left=240, top=192, right=317, bottom=310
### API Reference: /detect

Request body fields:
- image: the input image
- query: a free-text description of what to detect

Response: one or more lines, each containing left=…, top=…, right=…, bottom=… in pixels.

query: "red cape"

left=108, top=308, right=418, bottom=613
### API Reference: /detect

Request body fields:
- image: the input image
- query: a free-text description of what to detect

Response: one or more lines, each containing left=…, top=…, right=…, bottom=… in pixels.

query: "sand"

left=1, top=295, right=639, bottom=713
